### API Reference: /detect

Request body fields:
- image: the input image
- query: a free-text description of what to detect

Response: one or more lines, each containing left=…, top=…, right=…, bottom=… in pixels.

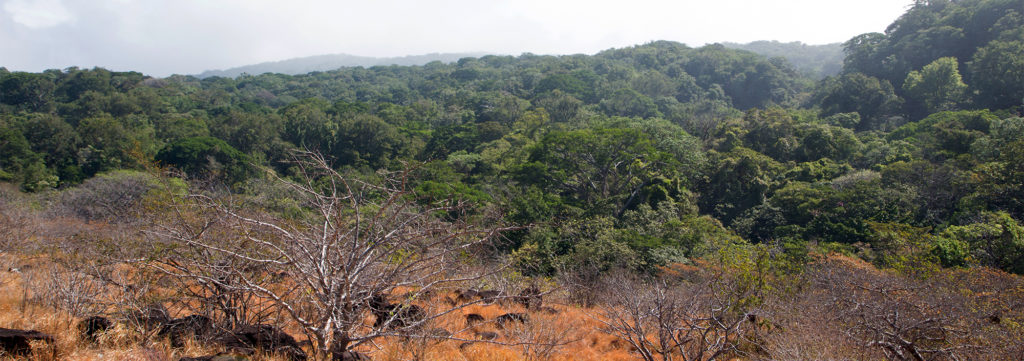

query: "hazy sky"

left=0, top=0, right=914, bottom=77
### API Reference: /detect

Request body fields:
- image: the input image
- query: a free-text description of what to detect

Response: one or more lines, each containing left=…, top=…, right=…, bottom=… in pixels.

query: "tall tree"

left=902, top=57, right=968, bottom=118
left=969, top=40, right=1024, bottom=109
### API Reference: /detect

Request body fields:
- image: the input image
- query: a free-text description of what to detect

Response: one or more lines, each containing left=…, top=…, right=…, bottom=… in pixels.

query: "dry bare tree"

left=593, top=268, right=760, bottom=361
left=0, top=185, right=39, bottom=264
left=810, top=258, right=982, bottom=361
left=149, top=152, right=514, bottom=360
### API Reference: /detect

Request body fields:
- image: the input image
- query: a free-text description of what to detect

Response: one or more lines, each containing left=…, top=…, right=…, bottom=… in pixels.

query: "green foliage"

left=3, top=24, right=1024, bottom=279
left=865, top=221, right=941, bottom=277
left=599, top=89, right=661, bottom=118
left=722, top=41, right=843, bottom=79
left=818, top=73, right=902, bottom=130
left=969, top=39, right=1024, bottom=109
left=76, top=115, right=136, bottom=176
left=520, top=127, right=679, bottom=217
left=784, top=159, right=853, bottom=183
left=839, top=0, right=1024, bottom=113
left=932, top=236, right=970, bottom=268
left=697, top=147, right=785, bottom=225
left=942, top=211, right=1024, bottom=274
left=902, top=57, right=967, bottom=117
left=0, top=71, right=56, bottom=112
left=155, top=136, right=256, bottom=185
left=972, top=116, right=1024, bottom=161
left=0, top=119, right=55, bottom=191
left=973, top=137, right=1024, bottom=219
left=414, top=180, right=491, bottom=208
left=681, top=44, right=803, bottom=109
left=881, top=160, right=976, bottom=225
left=889, top=110, right=997, bottom=160
left=333, top=114, right=412, bottom=169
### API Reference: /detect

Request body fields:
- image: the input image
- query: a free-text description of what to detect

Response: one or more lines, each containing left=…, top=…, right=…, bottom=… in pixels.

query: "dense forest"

left=4, top=0, right=1023, bottom=276
left=1, top=0, right=1024, bottom=360
left=195, top=52, right=490, bottom=79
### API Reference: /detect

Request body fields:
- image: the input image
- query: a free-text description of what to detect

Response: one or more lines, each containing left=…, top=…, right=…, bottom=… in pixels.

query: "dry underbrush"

left=3, top=242, right=1024, bottom=360
left=0, top=257, right=626, bottom=361
left=3, top=180, right=1024, bottom=360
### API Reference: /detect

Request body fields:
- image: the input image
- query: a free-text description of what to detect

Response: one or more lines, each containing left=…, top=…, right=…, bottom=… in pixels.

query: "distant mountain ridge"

left=196, top=52, right=491, bottom=78
left=721, top=40, right=843, bottom=78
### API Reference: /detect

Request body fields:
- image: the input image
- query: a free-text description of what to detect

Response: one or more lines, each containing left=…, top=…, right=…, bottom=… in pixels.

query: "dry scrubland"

left=0, top=264, right=623, bottom=361
left=0, top=166, right=1023, bottom=361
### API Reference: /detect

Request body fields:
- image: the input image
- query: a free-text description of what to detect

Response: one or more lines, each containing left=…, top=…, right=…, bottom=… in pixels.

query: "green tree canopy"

left=902, top=57, right=968, bottom=118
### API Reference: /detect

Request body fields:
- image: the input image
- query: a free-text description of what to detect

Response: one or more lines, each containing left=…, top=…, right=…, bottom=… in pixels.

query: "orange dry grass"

left=0, top=256, right=292, bottom=361
left=365, top=299, right=637, bottom=361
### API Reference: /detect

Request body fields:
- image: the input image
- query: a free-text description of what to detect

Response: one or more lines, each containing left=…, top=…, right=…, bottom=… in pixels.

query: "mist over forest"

left=195, top=52, right=491, bottom=79
left=1, top=0, right=1024, bottom=360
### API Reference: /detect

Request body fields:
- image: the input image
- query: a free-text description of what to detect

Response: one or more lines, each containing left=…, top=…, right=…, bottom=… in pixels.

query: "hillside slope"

left=721, top=40, right=843, bottom=78
left=196, top=52, right=490, bottom=78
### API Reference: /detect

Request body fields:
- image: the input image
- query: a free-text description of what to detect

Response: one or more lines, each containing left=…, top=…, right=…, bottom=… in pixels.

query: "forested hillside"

left=196, top=52, right=490, bottom=78
left=1, top=1, right=1024, bottom=359
left=722, top=40, right=843, bottom=78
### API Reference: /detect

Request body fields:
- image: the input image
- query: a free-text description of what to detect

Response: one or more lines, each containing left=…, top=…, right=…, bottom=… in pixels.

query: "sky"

left=0, top=0, right=914, bottom=77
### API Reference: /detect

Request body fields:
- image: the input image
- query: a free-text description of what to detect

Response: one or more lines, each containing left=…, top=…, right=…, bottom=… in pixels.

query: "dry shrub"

left=26, top=265, right=107, bottom=317
left=0, top=185, right=40, bottom=261
left=502, top=309, right=582, bottom=361
left=800, top=254, right=1013, bottom=361
left=756, top=288, right=871, bottom=360
left=147, top=153, right=515, bottom=360
left=593, top=269, right=762, bottom=361
left=49, top=170, right=158, bottom=224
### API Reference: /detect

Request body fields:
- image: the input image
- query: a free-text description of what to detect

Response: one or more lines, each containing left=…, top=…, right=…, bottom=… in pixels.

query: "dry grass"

left=0, top=257, right=286, bottom=361
left=4, top=251, right=1022, bottom=360
left=0, top=255, right=641, bottom=361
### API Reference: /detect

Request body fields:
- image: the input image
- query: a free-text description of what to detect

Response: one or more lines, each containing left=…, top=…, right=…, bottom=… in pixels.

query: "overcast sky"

left=0, top=0, right=914, bottom=77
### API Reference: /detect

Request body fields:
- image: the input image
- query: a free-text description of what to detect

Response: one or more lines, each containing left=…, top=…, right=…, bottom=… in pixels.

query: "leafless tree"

left=811, top=258, right=982, bottom=361
left=148, top=152, right=514, bottom=360
left=0, top=185, right=39, bottom=264
left=593, top=269, right=759, bottom=361
left=28, top=265, right=107, bottom=317
left=50, top=170, right=156, bottom=224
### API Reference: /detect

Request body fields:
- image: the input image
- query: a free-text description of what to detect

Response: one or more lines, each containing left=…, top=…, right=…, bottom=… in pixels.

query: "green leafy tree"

left=155, top=136, right=256, bottom=185
left=56, top=67, right=115, bottom=102
left=819, top=73, right=903, bottom=131
left=333, top=114, right=411, bottom=169
left=942, top=211, right=1024, bottom=274
left=154, top=116, right=210, bottom=144
left=902, top=57, right=968, bottom=117
left=0, top=72, right=56, bottom=112
left=518, top=127, right=677, bottom=217
left=697, top=147, right=785, bottom=225
left=842, top=33, right=891, bottom=80
left=76, top=115, right=135, bottom=176
left=888, top=110, right=995, bottom=160
left=974, top=139, right=1024, bottom=219
left=968, top=40, right=1024, bottom=109
left=209, top=109, right=283, bottom=159
left=21, top=113, right=83, bottom=184
left=599, top=89, right=661, bottom=118
left=795, top=123, right=861, bottom=162
left=0, top=121, right=53, bottom=190
left=280, top=98, right=335, bottom=153
left=534, top=90, right=582, bottom=123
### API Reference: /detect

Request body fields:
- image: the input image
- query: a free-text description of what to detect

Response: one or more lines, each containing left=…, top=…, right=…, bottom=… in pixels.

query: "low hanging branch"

left=149, top=152, right=516, bottom=360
